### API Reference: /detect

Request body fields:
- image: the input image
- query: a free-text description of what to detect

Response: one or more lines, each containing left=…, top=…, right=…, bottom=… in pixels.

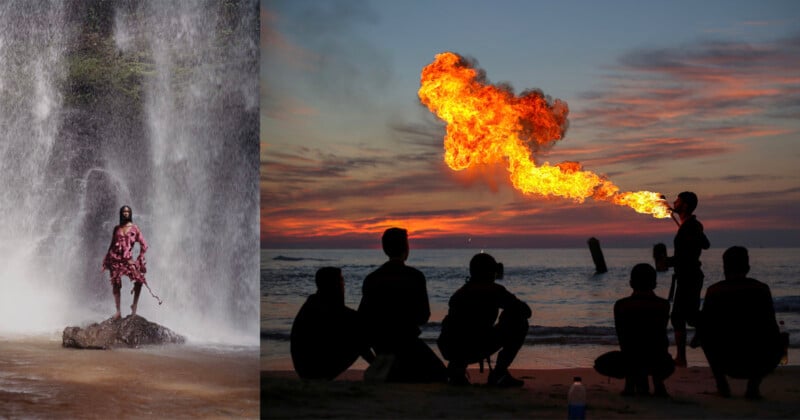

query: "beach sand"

left=0, top=337, right=259, bottom=419
left=262, top=365, right=800, bottom=419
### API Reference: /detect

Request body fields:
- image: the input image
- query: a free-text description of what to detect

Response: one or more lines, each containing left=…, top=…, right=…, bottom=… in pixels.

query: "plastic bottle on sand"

left=567, top=376, right=586, bottom=420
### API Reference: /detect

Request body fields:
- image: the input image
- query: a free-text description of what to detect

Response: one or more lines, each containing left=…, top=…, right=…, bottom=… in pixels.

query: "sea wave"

left=263, top=321, right=800, bottom=348
left=774, top=296, right=800, bottom=313
left=263, top=324, right=619, bottom=346
left=272, top=255, right=335, bottom=262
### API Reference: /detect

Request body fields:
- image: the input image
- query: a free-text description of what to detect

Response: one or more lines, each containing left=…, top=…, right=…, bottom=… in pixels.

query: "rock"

left=62, top=315, right=185, bottom=349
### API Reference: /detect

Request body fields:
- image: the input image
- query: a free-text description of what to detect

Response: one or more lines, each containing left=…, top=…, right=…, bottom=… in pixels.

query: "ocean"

left=261, top=247, right=800, bottom=370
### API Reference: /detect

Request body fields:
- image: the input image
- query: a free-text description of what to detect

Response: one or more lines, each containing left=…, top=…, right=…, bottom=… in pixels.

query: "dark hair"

left=315, top=266, right=342, bottom=295
left=723, top=246, right=750, bottom=275
left=630, top=263, right=657, bottom=291
left=469, top=253, right=498, bottom=282
left=678, top=191, right=698, bottom=213
left=119, top=205, right=133, bottom=225
left=382, top=227, right=409, bottom=258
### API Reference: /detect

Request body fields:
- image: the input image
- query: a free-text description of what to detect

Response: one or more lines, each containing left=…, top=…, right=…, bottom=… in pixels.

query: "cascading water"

left=0, top=0, right=259, bottom=345
left=0, top=0, right=75, bottom=334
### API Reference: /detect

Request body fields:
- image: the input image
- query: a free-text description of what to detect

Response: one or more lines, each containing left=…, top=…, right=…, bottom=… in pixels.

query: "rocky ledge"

left=62, top=315, right=185, bottom=349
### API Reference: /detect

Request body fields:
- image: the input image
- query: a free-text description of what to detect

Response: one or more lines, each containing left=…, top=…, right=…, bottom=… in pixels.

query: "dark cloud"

left=261, top=144, right=457, bottom=207
left=765, top=93, right=800, bottom=119
left=264, top=206, right=332, bottom=219
left=571, top=33, right=800, bottom=173
left=687, top=187, right=800, bottom=231
left=583, top=136, right=733, bottom=168
left=618, top=40, right=774, bottom=75
left=713, top=185, right=800, bottom=201
left=718, top=174, right=787, bottom=184
left=388, top=118, right=446, bottom=150
left=381, top=206, right=493, bottom=219
left=261, top=146, right=430, bottom=183
left=304, top=168, right=455, bottom=201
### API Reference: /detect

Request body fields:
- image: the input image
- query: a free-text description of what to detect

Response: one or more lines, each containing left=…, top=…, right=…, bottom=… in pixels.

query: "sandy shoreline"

left=0, top=338, right=259, bottom=419
left=262, top=366, right=800, bottom=418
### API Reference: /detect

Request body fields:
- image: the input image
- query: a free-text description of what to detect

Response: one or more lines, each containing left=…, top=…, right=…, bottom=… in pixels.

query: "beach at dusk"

left=263, top=1, right=800, bottom=418
left=262, top=366, right=800, bottom=419
left=262, top=247, right=800, bottom=417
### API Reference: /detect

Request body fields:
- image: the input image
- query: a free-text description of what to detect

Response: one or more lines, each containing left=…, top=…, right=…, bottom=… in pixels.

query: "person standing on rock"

left=101, top=205, right=148, bottom=319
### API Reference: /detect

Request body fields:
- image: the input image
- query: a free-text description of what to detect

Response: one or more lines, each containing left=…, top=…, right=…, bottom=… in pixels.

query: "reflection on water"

left=0, top=337, right=258, bottom=418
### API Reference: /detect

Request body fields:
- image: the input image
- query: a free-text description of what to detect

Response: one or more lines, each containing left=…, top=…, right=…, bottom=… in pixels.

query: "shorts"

left=107, top=260, right=147, bottom=288
left=670, top=273, right=703, bottom=330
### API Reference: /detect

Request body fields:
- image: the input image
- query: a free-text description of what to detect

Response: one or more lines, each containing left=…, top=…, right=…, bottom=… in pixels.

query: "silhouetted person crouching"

left=437, top=253, right=531, bottom=387
left=291, top=267, right=374, bottom=380
left=698, top=246, right=783, bottom=399
left=358, top=228, right=447, bottom=383
left=614, top=263, right=674, bottom=396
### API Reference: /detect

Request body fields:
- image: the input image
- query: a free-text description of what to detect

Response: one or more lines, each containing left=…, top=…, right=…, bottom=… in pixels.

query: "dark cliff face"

left=58, top=0, right=259, bottom=310
left=59, top=1, right=152, bottom=303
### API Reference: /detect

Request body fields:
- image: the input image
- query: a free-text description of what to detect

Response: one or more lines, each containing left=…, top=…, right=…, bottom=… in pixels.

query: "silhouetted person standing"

left=291, top=267, right=374, bottom=380
left=358, top=228, right=447, bottom=383
left=698, top=246, right=783, bottom=399
left=666, top=191, right=710, bottom=367
left=437, top=253, right=531, bottom=387
left=614, top=264, right=674, bottom=396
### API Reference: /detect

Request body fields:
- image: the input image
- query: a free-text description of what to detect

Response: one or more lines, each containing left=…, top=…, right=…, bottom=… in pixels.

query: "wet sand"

left=262, top=366, right=800, bottom=419
left=0, top=337, right=258, bottom=419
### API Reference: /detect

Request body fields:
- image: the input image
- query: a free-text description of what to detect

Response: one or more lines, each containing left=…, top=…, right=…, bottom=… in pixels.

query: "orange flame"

left=418, top=52, right=670, bottom=219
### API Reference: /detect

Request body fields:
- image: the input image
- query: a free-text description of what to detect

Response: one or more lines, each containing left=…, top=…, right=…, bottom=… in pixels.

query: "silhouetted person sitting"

left=290, top=267, right=374, bottom=380
left=698, top=246, right=783, bottom=399
left=614, top=263, right=674, bottom=396
left=437, top=253, right=531, bottom=387
left=357, top=227, right=447, bottom=383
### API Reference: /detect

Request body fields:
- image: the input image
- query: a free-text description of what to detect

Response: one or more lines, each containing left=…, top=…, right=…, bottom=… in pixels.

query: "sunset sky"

left=262, top=0, right=800, bottom=249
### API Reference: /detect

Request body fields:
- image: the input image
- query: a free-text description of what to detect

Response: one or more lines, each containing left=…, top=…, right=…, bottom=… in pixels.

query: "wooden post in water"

left=587, top=237, right=608, bottom=274
left=653, top=243, right=669, bottom=272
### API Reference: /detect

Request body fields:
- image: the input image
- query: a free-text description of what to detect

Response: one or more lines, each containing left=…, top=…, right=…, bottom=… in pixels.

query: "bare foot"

left=130, top=304, right=137, bottom=316
left=112, top=312, right=121, bottom=320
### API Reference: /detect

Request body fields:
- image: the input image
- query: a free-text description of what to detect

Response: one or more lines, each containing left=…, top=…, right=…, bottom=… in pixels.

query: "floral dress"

left=102, top=223, right=148, bottom=287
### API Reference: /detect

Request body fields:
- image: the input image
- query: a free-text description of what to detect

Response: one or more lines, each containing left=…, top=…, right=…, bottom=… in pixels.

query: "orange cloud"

left=263, top=213, right=481, bottom=244
left=261, top=29, right=800, bottom=249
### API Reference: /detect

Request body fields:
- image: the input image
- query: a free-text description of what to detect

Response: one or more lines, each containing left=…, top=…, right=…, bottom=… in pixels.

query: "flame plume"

left=418, top=52, right=670, bottom=219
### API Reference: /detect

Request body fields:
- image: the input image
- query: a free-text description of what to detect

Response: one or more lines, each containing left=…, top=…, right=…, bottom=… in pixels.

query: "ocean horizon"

left=261, top=247, right=800, bottom=370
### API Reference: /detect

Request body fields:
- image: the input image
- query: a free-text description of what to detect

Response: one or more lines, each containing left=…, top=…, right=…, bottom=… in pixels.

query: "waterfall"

left=0, top=0, right=259, bottom=345
left=0, top=0, right=73, bottom=334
